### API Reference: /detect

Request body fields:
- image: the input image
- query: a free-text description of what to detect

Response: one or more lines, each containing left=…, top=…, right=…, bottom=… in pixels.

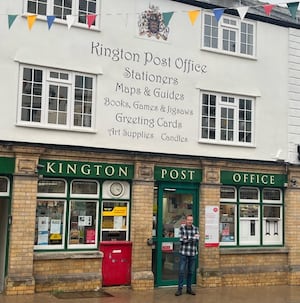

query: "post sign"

left=154, top=166, right=202, bottom=182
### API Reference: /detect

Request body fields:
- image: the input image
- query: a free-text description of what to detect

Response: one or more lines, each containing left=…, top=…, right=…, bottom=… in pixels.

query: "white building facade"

left=1, top=0, right=300, bottom=295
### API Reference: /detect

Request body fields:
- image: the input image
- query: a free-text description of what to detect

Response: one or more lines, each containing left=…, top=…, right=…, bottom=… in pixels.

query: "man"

left=175, top=214, right=199, bottom=296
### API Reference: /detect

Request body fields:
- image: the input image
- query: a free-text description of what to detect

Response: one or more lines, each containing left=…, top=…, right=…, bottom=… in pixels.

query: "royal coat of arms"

left=138, top=5, right=170, bottom=40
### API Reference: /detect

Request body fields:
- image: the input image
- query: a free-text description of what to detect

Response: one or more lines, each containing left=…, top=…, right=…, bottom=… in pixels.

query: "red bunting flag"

left=263, top=4, right=274, bottom=16
left=87, top=14, right=97, bottom=29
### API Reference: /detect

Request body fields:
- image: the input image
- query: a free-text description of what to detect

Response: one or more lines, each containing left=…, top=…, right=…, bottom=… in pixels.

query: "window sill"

left=34, top=250, right=103, bottom=260
left=220, top=247, right=288, bottom=255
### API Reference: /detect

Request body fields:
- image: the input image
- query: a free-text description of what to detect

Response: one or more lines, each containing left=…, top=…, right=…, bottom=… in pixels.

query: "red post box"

left=100, top=241, right=132, bottom=286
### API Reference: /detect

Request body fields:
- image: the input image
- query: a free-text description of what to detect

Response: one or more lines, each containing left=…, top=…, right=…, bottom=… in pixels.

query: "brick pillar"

left=130, top=161, right=154, bottom=290
left=198, top=163, right=222, bottom=287
left=5, top=147, right=43, bottom=295
left=286, top=168, right=300, bottom=285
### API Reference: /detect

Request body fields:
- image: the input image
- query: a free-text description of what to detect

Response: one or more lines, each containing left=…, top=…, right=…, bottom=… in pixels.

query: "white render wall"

left=0, top=0, right=291, bottom=162
left=288, top=28, right=300, bottom=164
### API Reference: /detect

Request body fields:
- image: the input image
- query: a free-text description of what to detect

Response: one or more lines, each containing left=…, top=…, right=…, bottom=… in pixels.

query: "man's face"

left=186, top=216, right=193, bottom=227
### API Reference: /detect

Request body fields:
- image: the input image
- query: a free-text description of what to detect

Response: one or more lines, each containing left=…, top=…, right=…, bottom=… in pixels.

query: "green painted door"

left=153, top=183, right=199, bottom=287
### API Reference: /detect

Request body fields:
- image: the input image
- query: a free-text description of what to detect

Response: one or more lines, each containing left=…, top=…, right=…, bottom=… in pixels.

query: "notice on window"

left=205, top=206, right=219, bottom=247
left=50, top=219, right=61, bottom=234
left=78, top=216, right=92, bottom=226
left=114, top=216, right=123, bottom=229
left=38, top=217, right=49, bottom=232
left=37, top=231, right=49, bottom=245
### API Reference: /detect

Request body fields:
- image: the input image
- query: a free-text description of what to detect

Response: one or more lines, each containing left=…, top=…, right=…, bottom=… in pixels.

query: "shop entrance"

left=152, top=183, right=199, bottom=287
left=0, top=198, right=9, bottom=293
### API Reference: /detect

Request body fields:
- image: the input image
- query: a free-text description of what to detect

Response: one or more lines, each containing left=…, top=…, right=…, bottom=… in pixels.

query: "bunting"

left=27, top=15, right=37, bottom=30
left=188, top=10, right=200, bottom=25
left=287, top=2, right=299, bottom=19
left=2, top=1, right=300, bottom=31
left=47, top=15, right=56, bottom=30
left=162, top=12, right=174, bottom=26
left=213, top=8, right=225, bottom=22
left=8, top=14, right=17, bottom=29
left=263, top=4, right=275, bottom=16
left=236, top=6, right=249, bottom=20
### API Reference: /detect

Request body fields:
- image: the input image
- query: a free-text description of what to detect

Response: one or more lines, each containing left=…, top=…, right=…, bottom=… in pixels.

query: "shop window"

left=202, top=12, right=255, bottom=57
left=101, top=201, right=129, bottom=241
left=220, top=186, right=283, bottom=247
left=68, top=200, right=98, bottom=248
left=35, top=178, right=99, bottom=250
left=18, top=65, right=95, bottom=131
left=25, top=0, right=100, bottom=30
left=0, top=177, right=9, bottom=194
left=35, top=200, right=66, bottom=249
left=262, top=188, right=283, bottom=245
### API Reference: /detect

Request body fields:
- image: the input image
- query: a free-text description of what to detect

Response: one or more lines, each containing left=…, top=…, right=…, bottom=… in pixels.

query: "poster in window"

left=50, top=219, right=61, bottom=234
left=78, top=215, right=92, bottom=226
left=37, top=231, right=49, bottom=245
left=86, top=229, right=96, bottom=244
left=38, top=217, right=49, bottom=232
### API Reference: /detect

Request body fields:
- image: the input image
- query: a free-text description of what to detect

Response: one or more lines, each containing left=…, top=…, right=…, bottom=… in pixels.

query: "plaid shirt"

left=179, top=224, right=199, bottom=256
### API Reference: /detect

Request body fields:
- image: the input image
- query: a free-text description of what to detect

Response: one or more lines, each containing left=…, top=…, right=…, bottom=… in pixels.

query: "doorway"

left=153, top=183, right=199, bottom=287
left=0, top=198, right=8, bottom=293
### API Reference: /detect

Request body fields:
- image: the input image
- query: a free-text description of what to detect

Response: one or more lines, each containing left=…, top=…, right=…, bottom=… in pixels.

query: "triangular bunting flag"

left=236, top=6, right=249, bottom=20
left=27, top=14, right=37, bottom=30
left=188, top=10, right=200, bottom=25
left=47, top=15, right=56, bottom=30
left=66, top=15, right=76, bottom=29
left=87, top=14, right=97, bottom=28
left=263, top=4, right=274, bottom=16
left=213, top=8, right=225, bottom=22
left=162, top=12, right=174, bottom=27
left=8, top=14, right=18, bottom=29
left=287, top=2, right=299, bottom=19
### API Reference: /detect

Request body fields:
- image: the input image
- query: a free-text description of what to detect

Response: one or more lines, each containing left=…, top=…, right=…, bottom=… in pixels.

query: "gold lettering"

left=67, top=164, right=77, bottom=175
left=81, top=164, right=91, bottom=175
left=119, top=166, right=128, bottom=177
left=46, top=162, right=56, bottom=173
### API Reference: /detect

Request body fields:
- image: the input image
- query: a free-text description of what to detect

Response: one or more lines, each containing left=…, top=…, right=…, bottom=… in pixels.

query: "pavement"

left=1, top=285, right=300, bottom=303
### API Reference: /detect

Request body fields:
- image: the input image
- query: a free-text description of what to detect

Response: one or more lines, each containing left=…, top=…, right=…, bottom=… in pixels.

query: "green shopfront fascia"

left=35, top=160, right=134, bottom=250
left=153, top=166, right=202, bottom=287
left=220, top=171, right=287, bottom=247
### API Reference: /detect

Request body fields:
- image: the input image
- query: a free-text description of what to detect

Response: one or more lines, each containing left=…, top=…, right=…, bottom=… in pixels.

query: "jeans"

left=178, top=254, right=196, bottom=291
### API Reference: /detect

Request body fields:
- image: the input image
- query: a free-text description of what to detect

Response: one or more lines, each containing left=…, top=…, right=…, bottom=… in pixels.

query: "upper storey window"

left=26, top=0, right=99, bottom=29
left=203, top=13, right=255, bottom=57
left=18, top=65, right=96, bottom=131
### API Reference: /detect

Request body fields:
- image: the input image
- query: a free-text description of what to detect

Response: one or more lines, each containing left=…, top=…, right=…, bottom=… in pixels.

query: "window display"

left=220, top=186, right=283, bottom=246
left=35, top=178, right=99, bottom=250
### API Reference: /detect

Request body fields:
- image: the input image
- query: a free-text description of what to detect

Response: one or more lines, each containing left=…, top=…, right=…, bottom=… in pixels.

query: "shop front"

left=32, top=159, right=133, bottom=292
left=152, top=166, right=202, bottom=287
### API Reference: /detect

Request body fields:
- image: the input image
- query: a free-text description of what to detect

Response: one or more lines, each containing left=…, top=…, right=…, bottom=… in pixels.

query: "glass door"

left=154, top=183, right=199, bottom=287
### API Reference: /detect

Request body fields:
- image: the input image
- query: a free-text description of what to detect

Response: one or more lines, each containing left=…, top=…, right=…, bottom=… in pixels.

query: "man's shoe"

left=187, top=289, right=196, bottom=295
left=175, top=290, right=182, bottom=296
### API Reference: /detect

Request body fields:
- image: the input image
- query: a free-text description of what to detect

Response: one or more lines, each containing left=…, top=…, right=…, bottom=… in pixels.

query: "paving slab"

left=1, top=285, right=300, bottom=303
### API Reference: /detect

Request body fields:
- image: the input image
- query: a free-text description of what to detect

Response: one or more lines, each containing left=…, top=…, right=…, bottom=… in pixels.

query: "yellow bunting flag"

left=188, top=10, right=200, bottom=25
left=27, top=15, right=37, bottom=30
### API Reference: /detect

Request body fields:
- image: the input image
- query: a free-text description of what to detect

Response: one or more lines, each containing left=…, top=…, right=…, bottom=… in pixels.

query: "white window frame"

left=24, top=0, right=100, bottom=30
left=200, top=92, right=255, bottom=146
left=0, top=177, right=10, bottom=195
left=34, top=199, right=67, bottom=250
left=202, top=12, right=256, bottom=58
left=18, top=65, right=96, bottom=132
left=220, top=186, right=237, bottom=246
left=68, top=200, right=99, bottom=249
left=262, top=188, right=283, bottom=245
